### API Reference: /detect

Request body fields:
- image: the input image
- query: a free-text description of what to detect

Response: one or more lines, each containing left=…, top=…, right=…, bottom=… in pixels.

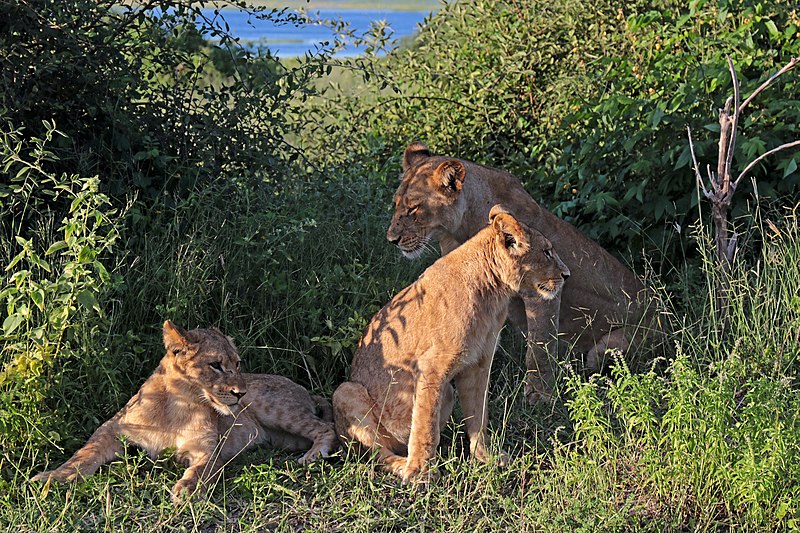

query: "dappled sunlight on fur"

left=334, top=206, right=568, bottom=483
left=31, top=321, right=338, bottom=504
left=387, top=142, right=658, bottom=404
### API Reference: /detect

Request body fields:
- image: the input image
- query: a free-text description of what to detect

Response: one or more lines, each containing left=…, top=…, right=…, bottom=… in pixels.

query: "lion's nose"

left=230, top=389, right=246, bottom=401
left=561, top=272, right=570, bottom=281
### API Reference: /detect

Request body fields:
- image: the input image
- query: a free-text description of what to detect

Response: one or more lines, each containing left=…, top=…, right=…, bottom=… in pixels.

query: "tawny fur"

left=387, top=142, right=655, bottom=404
left=334, top=206, right=569, bottom=483
left=31, top=321, right=338, bottom=504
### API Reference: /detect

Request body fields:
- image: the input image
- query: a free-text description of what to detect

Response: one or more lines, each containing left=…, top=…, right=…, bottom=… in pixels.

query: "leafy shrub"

left=0, top=120, right=124, bottom=462
left=0, top=0, right=332, bottom=201
left=309, top=0, right=800, bottom=261
left=559, top=208, right=800, bottom=528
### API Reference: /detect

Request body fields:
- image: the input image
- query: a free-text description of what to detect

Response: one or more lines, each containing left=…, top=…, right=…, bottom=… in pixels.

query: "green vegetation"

left=2, top=0, right=799, bottom=530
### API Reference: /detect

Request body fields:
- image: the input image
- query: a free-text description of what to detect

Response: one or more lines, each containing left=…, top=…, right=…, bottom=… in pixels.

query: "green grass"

left=2, top=128, right=800, bottom=530
left=3, top=200, right=800, bottom=531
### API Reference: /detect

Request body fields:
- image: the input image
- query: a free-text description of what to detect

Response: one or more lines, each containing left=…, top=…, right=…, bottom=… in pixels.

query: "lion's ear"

left=402, top=142, right=431, bottom=171
left=433, top=160, right=465, bottom=195
left=163, top=320, right=190, bottom=356
left=488, top=204, right=513, bottom=224
left=491, top=207, right=528, bottom=251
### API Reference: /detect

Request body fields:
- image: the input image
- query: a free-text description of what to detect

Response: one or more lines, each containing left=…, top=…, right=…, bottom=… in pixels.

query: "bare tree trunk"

left=688, top=55, right=800, bottom=329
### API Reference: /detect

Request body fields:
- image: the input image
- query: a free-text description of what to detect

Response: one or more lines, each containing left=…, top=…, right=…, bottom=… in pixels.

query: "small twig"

left=687, top=126, right=712, bottom=198
left=733, top=139, right=800, bottom=190
left=717, top=96, right=733, bottom=200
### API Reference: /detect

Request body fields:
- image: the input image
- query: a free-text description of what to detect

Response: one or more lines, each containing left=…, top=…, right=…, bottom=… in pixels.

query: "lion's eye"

left=209, top=361, right=223, bottom=372
left=406, top=205, right=419, bottom=216
left=544, top=249, right=553, bottom=259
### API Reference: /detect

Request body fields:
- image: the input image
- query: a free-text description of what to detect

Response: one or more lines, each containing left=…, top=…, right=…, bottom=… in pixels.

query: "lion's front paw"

left=400, top=460, right=439, bottom=485
left=171, top=477, right=200, bottom=505
left=497, top=450, right=510, bottom=468
left=524, top=382, right=555, bottom=406
left=297, top=439, right=338, bottom=465
left=471, top=446, right=510, bottom=468
left=30, top=468, right=80, bottom=484
left=30, top=471, right=54, bottom=484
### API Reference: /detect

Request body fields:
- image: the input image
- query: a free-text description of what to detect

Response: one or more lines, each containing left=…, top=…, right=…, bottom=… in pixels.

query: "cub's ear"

left=402, top=141, right=431, bottom=171
left=490, top=205, right=528, bottom=250
left=226, top=335, right=238, bottom=351
left=163, top=320, right=190, bottom=355
left=432, top=160, right=465, bottom=195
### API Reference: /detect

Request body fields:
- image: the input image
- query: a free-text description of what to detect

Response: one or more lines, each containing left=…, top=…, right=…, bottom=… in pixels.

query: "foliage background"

left=1, top=0, right=799, bottom=530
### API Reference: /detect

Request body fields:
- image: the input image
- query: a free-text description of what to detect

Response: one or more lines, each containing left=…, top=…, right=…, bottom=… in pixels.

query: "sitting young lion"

left=31, top=321, right=338, bottom=504
left=333, top=206, right=569, bottom=482
left=387, top=142, right=654, bottom=404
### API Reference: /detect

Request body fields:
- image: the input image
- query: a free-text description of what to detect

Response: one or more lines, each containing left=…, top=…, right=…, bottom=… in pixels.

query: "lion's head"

left=488, top=205, right=570, bottom=300
left=386, top=142, right=469, bottom=259
left=162, top=320, right=246, bottom=416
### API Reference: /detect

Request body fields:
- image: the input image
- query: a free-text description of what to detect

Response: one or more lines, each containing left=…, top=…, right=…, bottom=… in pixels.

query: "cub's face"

left=387, top=158, right=467, bottom=259
left=163, top=322, right=246, bottom=416
left=516, top=229, right=570, bottom=301
left=489, top=208, right=570, bottom=300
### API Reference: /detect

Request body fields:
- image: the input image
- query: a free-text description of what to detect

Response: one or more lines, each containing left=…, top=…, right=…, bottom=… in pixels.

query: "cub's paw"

left=297, top=438, right=339, bottom=465
left=400, top=461, right=439, bottom=485
left=30, top=469, right=79, bottom=484
left=471, top=447, right=510, bottom=468
left=494, top=450, right=510, bottom=468
left=524, top=385, right=555, bottom=407
left=170, top=478, right=199, bottom=505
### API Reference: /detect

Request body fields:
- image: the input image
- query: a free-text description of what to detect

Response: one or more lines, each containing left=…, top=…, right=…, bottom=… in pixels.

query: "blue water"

left=200, top=8, right=432, bottom=57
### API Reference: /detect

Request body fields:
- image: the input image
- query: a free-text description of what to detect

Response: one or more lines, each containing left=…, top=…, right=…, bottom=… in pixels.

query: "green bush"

left=559, top=208, right=800, bottom=529
left=0, top=121, right=124, bottom=462
left=0, top=0, right=331, bottom=201
left=309, top=0, right=800, bottom=260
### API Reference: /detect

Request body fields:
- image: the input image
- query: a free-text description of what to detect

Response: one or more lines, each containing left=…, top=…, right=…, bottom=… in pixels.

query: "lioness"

left=334, top=206, right=569, bottom=482
left=387, top=142, right=652, bottom=404
left=31, top=321, right=338, bottom=504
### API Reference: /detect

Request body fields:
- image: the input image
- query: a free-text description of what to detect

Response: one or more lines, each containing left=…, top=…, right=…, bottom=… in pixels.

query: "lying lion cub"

left=333, top=206, right=569, bottom=482
left=31, top=321, right=338, bottom=503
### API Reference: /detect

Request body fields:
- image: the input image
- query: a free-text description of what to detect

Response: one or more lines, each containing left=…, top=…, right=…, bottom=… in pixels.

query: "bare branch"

left=717, top=96, right=734, bottom=200
left=725, top=56, right=740, bottom=183
left=733, top=140, right=800, bottom=190
left=739, top=56, right=800, bottom=113
left=687, top=126, right=711, bottom=198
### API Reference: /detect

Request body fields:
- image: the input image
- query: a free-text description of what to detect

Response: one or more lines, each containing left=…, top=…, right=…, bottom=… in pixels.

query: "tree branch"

left=724, top=56, right=740, bottom=185
left=687, top=126, right=712, bottom=199
left=739, top=56, right=800, bottom=113
left=733, top=139, right=800, bottom=190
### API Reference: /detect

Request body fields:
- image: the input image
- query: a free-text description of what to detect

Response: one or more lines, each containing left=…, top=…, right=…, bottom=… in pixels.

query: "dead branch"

left=686, top=55, right=800, bottom=327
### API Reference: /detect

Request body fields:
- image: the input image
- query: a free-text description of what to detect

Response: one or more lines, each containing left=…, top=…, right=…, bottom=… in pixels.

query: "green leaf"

left=77, top=246, right=94, bottom=263
left=5, top=250, right=26, bottom=272
left=3, top=313, right=24, bottom=335
left=45, top=241, right=69, bottom=255
left=783, top=158, right=797, bottom=178
left=76, top=289, right=99, bottom=312
left=764, top=20, right=779, bottom=38
left=31, top=289, right=45, bottom=312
